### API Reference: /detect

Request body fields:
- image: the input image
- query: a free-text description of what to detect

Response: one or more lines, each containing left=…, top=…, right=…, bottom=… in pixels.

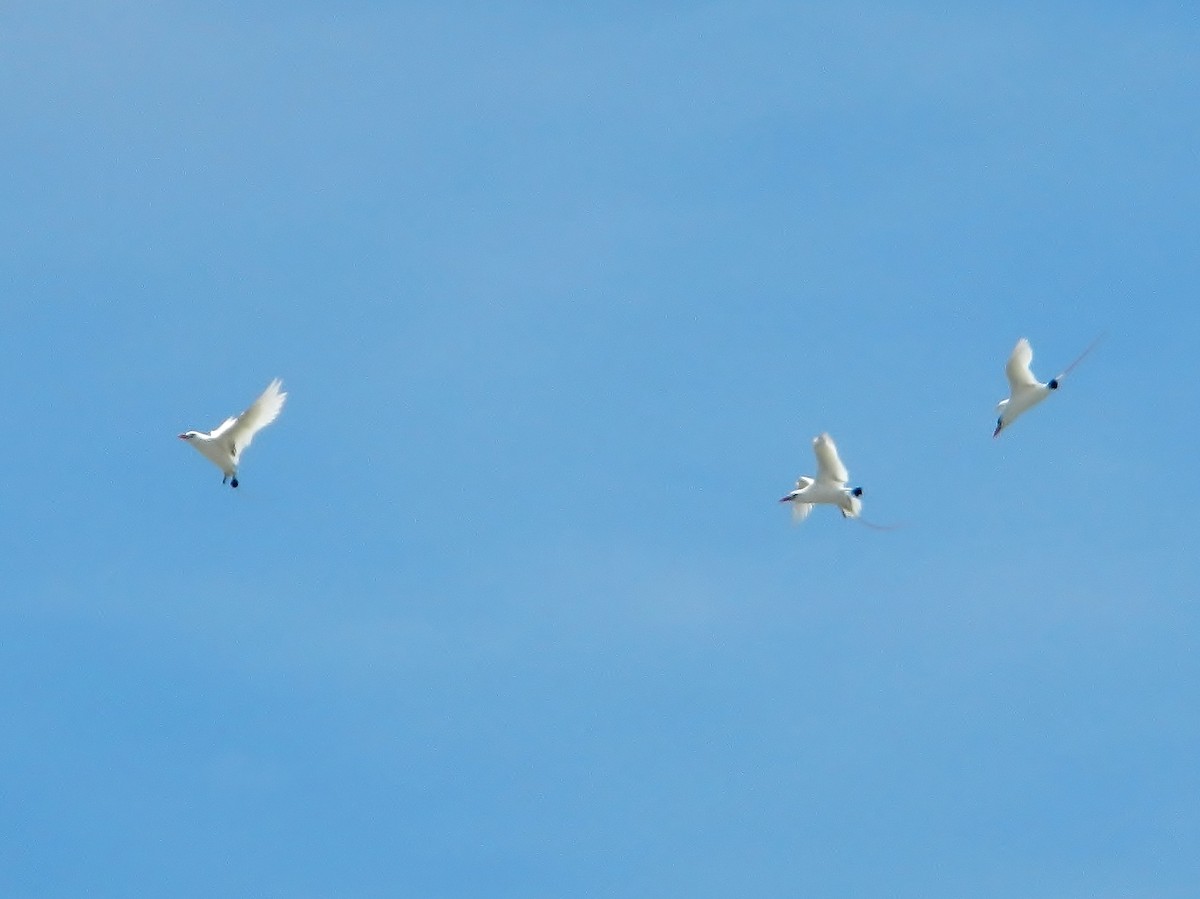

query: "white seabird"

left=179, top=378, right=287, bottom=488
left=779, top=433, right=863, bottom=523
left=993, top=336, right=1101, bottom=437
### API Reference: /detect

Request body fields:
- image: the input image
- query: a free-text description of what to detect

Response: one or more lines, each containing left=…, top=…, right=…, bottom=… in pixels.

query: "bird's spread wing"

left=791, top=502, right=814, bottom=524
left=793, top=475, right=815, bottom=491
left=1005, top=338, right=1039, bottom=390
left=209, top=416, right=238, bottom=439
left=223, top=379, right=287, bottom=460
left=812, top=433, right=849, bottom=485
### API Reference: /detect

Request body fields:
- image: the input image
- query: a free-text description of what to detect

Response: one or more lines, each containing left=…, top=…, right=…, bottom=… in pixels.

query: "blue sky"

left=3, top=2, right=1199, bottom=896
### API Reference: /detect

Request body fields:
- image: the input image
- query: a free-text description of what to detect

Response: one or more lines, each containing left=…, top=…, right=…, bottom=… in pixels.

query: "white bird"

left=779, top=432, right=863, bottom=523
left=993, top=336, right=1101, bottom=437
left=179, top=379, right=287, bottom=488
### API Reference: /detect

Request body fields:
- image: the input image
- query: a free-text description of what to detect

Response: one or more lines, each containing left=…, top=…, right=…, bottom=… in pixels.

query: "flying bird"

left=993, top=336, right=1102, bottom=437
left=779, top=433, right=864, bottom=523
left=179, top=379, right=287, bottom=488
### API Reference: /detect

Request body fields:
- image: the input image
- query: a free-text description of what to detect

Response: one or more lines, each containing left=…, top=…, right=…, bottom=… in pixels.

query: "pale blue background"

left=3, top=3, right=1198, bottom=896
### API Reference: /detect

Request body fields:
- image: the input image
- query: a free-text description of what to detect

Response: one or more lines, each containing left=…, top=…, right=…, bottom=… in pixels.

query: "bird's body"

left=179, top=379, right=287, bottom=488
left=780, top=433, right=863, bottom=522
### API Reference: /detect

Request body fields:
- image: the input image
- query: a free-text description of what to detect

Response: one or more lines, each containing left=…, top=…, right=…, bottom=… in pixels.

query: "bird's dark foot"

left=231, top=478, right=239, bottom=489
left=852, top=487, right=864, bottom=497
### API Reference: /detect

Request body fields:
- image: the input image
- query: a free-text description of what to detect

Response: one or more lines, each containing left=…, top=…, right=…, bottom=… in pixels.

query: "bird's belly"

left=803, top=484, right=845, bottom=505
left=192, top=441, right=236, bottom=473
left=1004, top=388, right=1048, bottom=421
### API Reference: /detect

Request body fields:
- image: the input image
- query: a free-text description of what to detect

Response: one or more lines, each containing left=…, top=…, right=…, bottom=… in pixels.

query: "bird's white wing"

left=812, top=433, right=849, bottom=485
left=221, top=379, right=287, bottom=460
left=209, top=416, right=237, bottom=438
left=1005, top=338, right=1039, bottom=390
left=793, top=475, right=815, bottom=491
left=791, top=502, right=814, bottom=524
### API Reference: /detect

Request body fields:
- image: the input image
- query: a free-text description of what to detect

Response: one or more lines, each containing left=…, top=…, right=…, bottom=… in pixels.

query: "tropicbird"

left=179, top=378, right=287, bottom=488
left=993, top=336, right=1101, bottom=437
left=779, top=433, right=864, bottom=523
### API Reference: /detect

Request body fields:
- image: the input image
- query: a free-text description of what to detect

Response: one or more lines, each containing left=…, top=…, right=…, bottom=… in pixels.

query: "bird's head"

left=781, top=476, right=814, bottom=502
left=178, top=431, right=198, bottom=440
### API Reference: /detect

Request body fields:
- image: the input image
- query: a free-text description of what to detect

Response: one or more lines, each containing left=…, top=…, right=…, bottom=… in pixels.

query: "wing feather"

left=791, top=502, right=814, bottom=524
left=224, top=379, right=287, bottom=461
left=209, top=416, right=238, bottom=439
left=812, top=433, right=849, bottom=485
left=1005, top=338, right=1039, bottom=390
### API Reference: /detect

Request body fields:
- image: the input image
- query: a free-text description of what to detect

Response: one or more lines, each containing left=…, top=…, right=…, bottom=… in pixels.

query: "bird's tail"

left=855, top=516, right=904, bottom=531
left=1056, top=332, right=1106, bottom=381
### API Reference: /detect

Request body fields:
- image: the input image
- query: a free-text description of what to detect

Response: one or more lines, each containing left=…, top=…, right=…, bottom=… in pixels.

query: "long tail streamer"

left=1057, top=332, right=1107, bottom=381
